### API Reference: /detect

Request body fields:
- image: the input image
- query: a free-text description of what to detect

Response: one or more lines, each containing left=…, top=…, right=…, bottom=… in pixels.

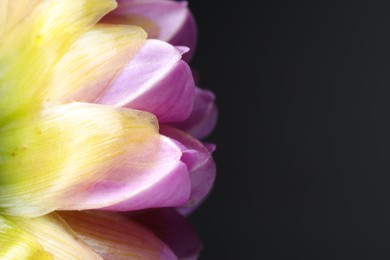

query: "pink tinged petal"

left=171, top=87, right=218, bottom=140
left=131, top=208, right=202, bottom=260
left=160, top=126, right=216, bottom=215
left=60, top=211, right=177, bottom=260
left=204, top=143, right=217, bottom=153
left=168, top=6, right=197, bottom=62
left=176, top=46, right=190, bottom=55
left=47, top=24, right=147, bottom=104
left=63, top=135, right=191, bottom=211
left=103, top=0, right=197, bottom=60
left=0, top=102, right=160, bottom=217
left=98, top=39, right=195, bottom=123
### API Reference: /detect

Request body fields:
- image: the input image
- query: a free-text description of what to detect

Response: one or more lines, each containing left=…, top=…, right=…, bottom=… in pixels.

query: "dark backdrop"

left=187, top=1, right=390, bottom=259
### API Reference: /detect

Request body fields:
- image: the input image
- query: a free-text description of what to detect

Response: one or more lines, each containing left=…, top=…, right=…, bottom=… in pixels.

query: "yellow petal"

left=10, top=213, right=102, bottom=259
left=105, top=14, right=160, bottom=39
left=0, top=0, right=42, bottom=36
left=0, top=0, right=117, bottom=124
left=0, top=102, right=158, bottom=217
left=47, top=24, right=146, bottom=104
left=0, top=215, right=53, bottom=259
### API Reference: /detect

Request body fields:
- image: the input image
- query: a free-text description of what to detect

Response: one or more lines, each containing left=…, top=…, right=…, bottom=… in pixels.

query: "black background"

left=188, top=1, right=390, bottom=259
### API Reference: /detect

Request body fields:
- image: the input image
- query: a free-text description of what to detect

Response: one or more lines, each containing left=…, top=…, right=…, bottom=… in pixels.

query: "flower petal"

left=60, top=211, right=177, bottom=260
left=0, top=0, right=42, bottom=35
left=63, top=135, right=191, bottom=211
left=0, top=102, right=159, bottom=217
left=132, top=208, right=202, bottom=260
left=0, top=215, right=52, bottom=259
left=160, top=126, right=216, bottom=215
left=103, top=0, right=197, bottom=60
left=172, top=87, right=218, bottom=139
left=98, top=39, right=195, bottom=123
left=9, top=213, right=103, bottom=259
left=0, top=0, right=117, bottom=123
left=47, top=24, right=146, bottom=104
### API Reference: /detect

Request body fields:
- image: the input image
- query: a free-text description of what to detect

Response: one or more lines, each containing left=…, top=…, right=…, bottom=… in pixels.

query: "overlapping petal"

left=0, top=215, right=52, bottom=259
left=172, top=87, right=218, bottom=139
left=9, top=214, right=103, bottom=259
left=62, top=135, right=191, bottom=211
left=0, top=103, right=160, bottom=217
left=0, top=0, right=217, bottom=257
left=132, top=208, right=202, bottom=260
left=0, top=0, right=117, bottom=123
left=161, top=126, right=216, bottom=215
left=60, top=211, right=177, bottom=260
left=98, top=39, right=195, bottom=123
left=103, top=0, right=197, bottom=60
left=47, top=24, right=146, bottom=104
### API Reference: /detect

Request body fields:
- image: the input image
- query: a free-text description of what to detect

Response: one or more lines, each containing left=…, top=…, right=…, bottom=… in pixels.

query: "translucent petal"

left=0, top=215, right=52, bottom=259
left=10, top=213, right=102, bottom=259
left=60, top=211, right=177, bottom=260
left=0, top=102, right=158, bottom=217
left=63, top=135, right=191, bottom=211
left=47, top=24, right=146, bottom=104
left=0, top=0, right=117, bottom=124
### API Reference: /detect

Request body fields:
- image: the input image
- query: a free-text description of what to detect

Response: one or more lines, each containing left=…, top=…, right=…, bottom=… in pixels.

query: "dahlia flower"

left=0, top=0, right=217, bottom=259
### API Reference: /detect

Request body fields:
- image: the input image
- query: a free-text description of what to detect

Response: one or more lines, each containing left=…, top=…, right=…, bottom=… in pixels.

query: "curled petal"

left=160, top=126, right=216, bottom=215
left=8, top=213, right=102, bottom=259
left=172, top=87, right=218, bottom=139
left=98, top=39, right=195, bottom=123
left=103, top=0, right=197, bottom=60
left=132, top=208, right=202, bottom=260
left=63, top=135, right=191, bottom=211
left=0, top=103, right=159, bottom=217
left=60, top=211, right=177, bottom=260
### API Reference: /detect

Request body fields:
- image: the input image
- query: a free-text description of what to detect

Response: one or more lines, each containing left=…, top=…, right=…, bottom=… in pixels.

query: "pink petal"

left=60, top=211, right=178, bottom=260
left=131, top=208, right=202, bottom=260
left=103, top=0, right=197, bottom=61
left=171, top=87, right=218, bottom=139
left=160, top=126, right=216, bottom=215
left=62, top=135, right=191, bottom=211
left=98, top=39, right=195, bottom=123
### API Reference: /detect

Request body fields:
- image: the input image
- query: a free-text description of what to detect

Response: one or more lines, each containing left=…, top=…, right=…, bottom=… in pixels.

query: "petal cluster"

left=0, top=0, right=217, bottom=259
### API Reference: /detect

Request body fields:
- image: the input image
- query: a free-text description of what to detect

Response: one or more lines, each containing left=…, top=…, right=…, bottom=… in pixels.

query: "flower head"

left=0, top=0, right=217, bottom=258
